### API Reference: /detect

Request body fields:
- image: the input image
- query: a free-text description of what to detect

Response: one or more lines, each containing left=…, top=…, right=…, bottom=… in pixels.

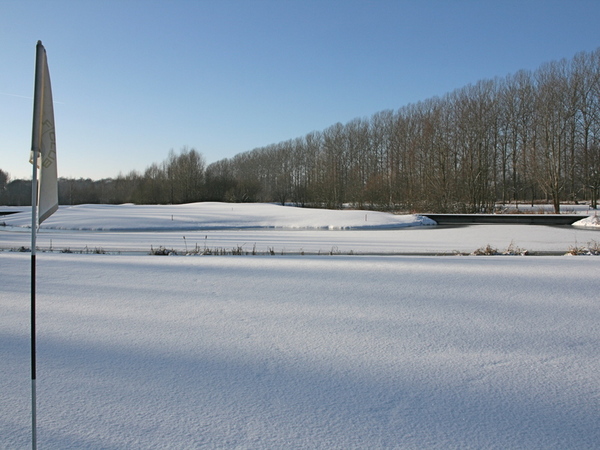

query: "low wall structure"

left=422, top=214, right=585, bottom=225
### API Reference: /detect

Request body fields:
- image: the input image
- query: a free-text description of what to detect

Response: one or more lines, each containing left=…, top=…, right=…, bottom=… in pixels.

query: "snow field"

left=1, top=252, right=599, bottom=449
left=1, top=202, right=435, bottom=231
left=1, top=202, right=598, bottom=255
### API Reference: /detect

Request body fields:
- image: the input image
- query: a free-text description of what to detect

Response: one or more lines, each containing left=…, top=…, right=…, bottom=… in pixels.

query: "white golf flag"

left=31, top=41, right=58, bottom=224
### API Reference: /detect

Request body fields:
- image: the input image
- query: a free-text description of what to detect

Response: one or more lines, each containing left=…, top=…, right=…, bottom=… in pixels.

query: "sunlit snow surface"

left=1, top=202, right=599, bottom=254
left=1, top=202, right=436, bottom=231
left=1, top=203, right=600, bottom=448
left=573, top=213, right=600, bottom=228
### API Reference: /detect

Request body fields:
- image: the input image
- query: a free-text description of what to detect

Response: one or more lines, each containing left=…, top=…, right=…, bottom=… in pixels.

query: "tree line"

left=0, top=147, right=206, bottom=207
left=2, top=48, right=600, bottom=213
left=206, top=48, right=600, bottom=213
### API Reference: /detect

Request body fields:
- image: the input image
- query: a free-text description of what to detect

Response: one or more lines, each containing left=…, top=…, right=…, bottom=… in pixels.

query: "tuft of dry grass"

left=566, top=240, right=600, bottom=256
left=150, top=245, right=177, bottom=256
left=503, top=241, right=530, bottom=256
left=472, top=241, right=530, bottom=256
left=471, top=244, right=499, bottom=256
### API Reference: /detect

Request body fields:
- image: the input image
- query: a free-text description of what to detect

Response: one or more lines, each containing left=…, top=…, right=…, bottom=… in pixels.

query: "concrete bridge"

left=422, top=214, right=585, bottom=225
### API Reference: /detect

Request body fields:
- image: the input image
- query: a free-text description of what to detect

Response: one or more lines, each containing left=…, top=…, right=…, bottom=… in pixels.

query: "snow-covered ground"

left=1, top=203, right=600, bottom=448
left=1, top=202, right=436, bottom=232
left=1, top=202, right=599, bottom=255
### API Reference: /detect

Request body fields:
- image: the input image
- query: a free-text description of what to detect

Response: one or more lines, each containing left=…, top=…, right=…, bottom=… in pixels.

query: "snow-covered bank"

left=573, top=213, right=600, bottom=228
left=1, top=202, right=599, bottom=254
left=2, top=253, right=599, bottom=449
left=2, top=202, right=434, bottom=231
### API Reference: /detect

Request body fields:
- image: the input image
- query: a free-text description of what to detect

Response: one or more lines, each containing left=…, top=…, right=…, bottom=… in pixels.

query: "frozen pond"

left=2, top=223, right=599, bottom=255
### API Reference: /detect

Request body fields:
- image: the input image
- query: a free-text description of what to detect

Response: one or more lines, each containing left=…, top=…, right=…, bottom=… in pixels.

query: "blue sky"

left=2, top=0, right=600, bottom=180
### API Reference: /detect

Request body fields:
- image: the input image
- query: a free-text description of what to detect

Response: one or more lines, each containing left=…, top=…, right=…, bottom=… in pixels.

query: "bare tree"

left=534, top=60, right=573, bottom=212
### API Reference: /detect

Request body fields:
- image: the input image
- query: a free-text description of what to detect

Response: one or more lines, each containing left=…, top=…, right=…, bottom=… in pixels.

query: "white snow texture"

left=1, top=203, right=599, bottom=449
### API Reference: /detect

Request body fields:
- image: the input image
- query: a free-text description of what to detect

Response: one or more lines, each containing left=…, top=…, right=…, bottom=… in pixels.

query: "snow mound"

left=3, top=202, right=435, bottom=231
left=572, top=214, right=600, bottom=228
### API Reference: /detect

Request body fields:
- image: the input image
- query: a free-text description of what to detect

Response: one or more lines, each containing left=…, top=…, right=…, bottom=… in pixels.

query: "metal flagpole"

left=30, top=168, right=38, bottom=450
left=30, top=39, right=45, bottom=450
